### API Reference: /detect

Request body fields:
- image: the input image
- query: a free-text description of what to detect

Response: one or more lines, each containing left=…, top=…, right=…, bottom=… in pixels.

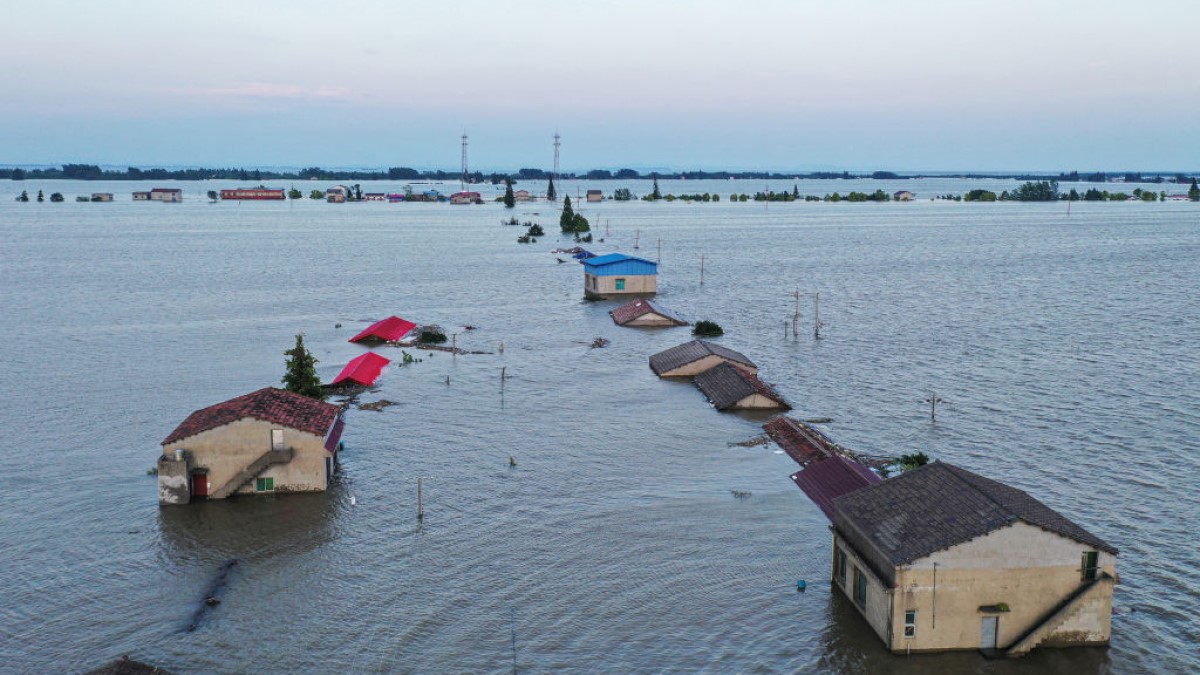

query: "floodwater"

left=1, top=179, right=1197, bottom=674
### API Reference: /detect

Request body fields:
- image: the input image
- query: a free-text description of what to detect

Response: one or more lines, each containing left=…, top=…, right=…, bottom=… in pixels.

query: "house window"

left=853, top=567, right=867, bottom=608
left=615, top=278, right=626, bottom=291
left=256, top=477, right=274, bottom=492
left=835, top=546, right=847, bottom=585
left=1082, top=551, right=1099, bottom=581
left=904, top=610, right=917, bottom=638
left=271, top=429, right=284, bottom=450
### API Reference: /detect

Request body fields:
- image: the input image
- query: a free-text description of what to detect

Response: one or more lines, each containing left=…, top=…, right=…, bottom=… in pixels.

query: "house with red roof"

left=157, top=387, right=344, bottom=505
left=349, top=316, right=416, bottom=344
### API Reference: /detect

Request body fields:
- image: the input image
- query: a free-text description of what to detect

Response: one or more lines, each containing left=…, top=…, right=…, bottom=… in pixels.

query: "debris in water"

left=728, top=435, right=770, bottom=448
left=730, top=490, right=752, bottom=499
left=509, top=456, right=517, bottom=468
left=358, top=399, right=397, bottom=412
left=185, top=559, right=238, bottom=632
left=588, top=337, right=610, bottom=349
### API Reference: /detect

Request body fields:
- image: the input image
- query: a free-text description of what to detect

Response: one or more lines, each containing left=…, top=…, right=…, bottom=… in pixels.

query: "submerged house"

left=649, top=339, right=757, bottom=378
left=609, top=298, right=688, bottom=327
left=893, top=190, right=916, bottom=201
left=151, top=187, right=183, bottom=202
left=450, top=191, right=482, bottom=204
left=328, top=352, right=391, bottom=387
left=586, top=189, right=602, bottom=202
left=132, top=191, right=151, bottom=201
left=326, top=185, right=349, bottom=203
left=583, top=253, right=657, bottom=299
left=827, top=461, right=1117, bottom=657
left=514, top=189, right=532, bottom=202
left=157, top=388, right=344, bottom=505
left=349, top=316, right=417, bottom=344
left=693, top=362, right=789, bottom=411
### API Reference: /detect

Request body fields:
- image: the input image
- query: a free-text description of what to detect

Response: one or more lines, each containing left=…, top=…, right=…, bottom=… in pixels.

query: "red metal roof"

left=764, top=416, right=834, bottom=466
left=791, top=456, right=882, bottom=521
left=349, top=316, right=416, bottom=343
left=162, top=387, right=340, bottom=445
left=324, top=417, right=346, bottom=453
left=330, top=352, right=391, bottom=386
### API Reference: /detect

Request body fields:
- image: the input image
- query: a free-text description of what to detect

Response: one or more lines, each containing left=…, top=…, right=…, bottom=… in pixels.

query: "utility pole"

left=417, top=477, right=424, bottom=521
left=813, top=292, right=824, bottom=339
left=700, top=254, right=705, bottom=285
left=657, top=239, right=662, bottom=264
left=460, top=133, right=469, bottom=192
left=552, top=132, right=560, bottom=182
left=791, top=288, right=801, bottom=339
left=926, top=392, right=943, bottom=420
left=634, top=229, right=640, bottom=249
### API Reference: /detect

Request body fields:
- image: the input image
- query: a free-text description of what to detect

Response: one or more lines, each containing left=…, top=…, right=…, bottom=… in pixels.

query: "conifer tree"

left=651, top=175, right=662, bottom=200
left=547, top=176, right=557, bottom=201
left=1189, top=178, right=1199, bottom=201
left=282, top=334, right=325, bottom=400
left=503, top=178, right=515, bottom=208
left=559, top=195, right=575, bottom=232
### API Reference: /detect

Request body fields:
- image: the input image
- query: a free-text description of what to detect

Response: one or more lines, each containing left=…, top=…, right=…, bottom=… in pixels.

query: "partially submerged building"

left=220, top=188, right=285, bottom=200
left=790, top=455, right=881, bottom=519
left=326, top=185, right=349, bottom=203
left=349, top=316, right=417, bottom=344
left=157, top=387, right=344, bottom=505
left=827, top=461, right=1117, bottom=657
left=328, top=352, right=391, bottom=387
left=893, top=190, right=916, bottom=201
left=693, top=362, right=789, bottom=411
left=151, top=187, right=183, bottom=202
left=91, top=193, right=114, bottom=202
left=609, top=298, right=688, bottom=327
left=583, top=253, right=657, bottom=299
left=586, top=189, right=602, bottom=202
left=649, top=339, right=756, bottom=377
left=450, top=191, right=482, bottom=204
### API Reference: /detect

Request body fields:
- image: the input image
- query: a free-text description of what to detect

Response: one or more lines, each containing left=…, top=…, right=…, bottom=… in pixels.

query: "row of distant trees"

left=7, top=164, right=1197, bottom=184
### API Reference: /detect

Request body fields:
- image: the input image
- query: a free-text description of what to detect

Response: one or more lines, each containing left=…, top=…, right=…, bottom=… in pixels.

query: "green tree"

left=503, top=178, right=515, bottom=208
left=288, top=188, right=303, bottom=200
left=16, top=190, right=29, bottom=202
left=1010, top=180, right=1059, bottom=202
left=207, top=190, right=219, bottom=201
left=560, top=195, right=575, bottom=232
left=282, top=334, right=325, bottom=400
left=651, top=174, right=662, bottom=200
left=36, top=190, right=44, bottom=202
left=1189, top=178, right=1200, bottom=201
left=10, top=168, right=24, bottom=181
left=50, top=192, right=64, bottom=202
left=309, top=189, right=323, bottom=200
left=546, top=176, right=557, bottom=202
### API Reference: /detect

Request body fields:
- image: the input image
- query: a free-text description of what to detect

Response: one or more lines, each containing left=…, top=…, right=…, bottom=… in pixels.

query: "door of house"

left=191, top=472, right=208, bottom=498
left=980, top=616, right=998, bottom=650
left=271, top=429, right=284, bottom=450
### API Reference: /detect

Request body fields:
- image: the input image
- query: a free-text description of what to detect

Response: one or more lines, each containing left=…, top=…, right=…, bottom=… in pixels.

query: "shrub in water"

left=692, top=320, right=724, bottom=337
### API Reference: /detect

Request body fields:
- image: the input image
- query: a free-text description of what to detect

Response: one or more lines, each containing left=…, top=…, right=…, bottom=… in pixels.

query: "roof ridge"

left=941, top=462, right=1021, bottom=521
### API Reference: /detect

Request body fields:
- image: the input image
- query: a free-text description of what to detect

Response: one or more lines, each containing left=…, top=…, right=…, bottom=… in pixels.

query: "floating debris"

left=589, top=337, right=610, bottom=349
left=185, top=560, right=237, bottom=632
left=358, top=399, right=397, bottom=412
left=509, top=456, right=517, bottom=468
left=728, top=435, right=770, bottom=448
left=731, top=490, right=752, bottom=499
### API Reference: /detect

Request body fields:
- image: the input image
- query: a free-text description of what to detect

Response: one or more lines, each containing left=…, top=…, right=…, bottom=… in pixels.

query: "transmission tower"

left=460, top=133, right=469, bottom=190
left=552, top=132, right=561, bottom=181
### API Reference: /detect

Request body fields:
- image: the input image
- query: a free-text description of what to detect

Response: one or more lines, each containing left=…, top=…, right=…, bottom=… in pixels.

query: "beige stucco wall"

left=584, top=273, right=656, bottom=299
left=889, top=522, right=1115, bottom=653
left=162, top=417, right=330, bottom=499
left=626, top=313, right=677, bottom=327
left=727, top=393, right=786, bottom=410
left=832, top=531, right=895, bottom=643
left=661, top=354, right=759, bottom=378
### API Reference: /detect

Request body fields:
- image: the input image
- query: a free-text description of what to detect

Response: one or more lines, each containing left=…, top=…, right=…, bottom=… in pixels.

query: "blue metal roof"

left=582, top=253, right=657, bottom=277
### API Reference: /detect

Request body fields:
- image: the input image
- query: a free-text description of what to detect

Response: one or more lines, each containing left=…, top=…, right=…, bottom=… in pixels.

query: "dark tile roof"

left=609, top=298, right=688, bottom=326
left=648, top=339, right=756, bottom=376
left=162, top=387, right=340, bottom=445
left=791, top=456, right=881, bottom=520
left=833, top=462, right=1117, bottom=574
left=85, top=657, right=174, bottom=675
left=693, top=363, right=789, bottom=410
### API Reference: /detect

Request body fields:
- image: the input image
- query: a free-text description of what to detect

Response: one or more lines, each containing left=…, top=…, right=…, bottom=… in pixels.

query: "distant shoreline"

left=2, top=164, right=1196, bottom=185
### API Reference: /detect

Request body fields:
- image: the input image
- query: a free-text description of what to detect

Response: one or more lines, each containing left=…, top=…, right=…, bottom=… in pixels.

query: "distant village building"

left=132, top=191, right=151, bottom=201
left=649, top=339, right=757, bottom=378
left=150, top=187, right=183, bottom=202
left=693, top=362, right=789, bottom=411
left=450, top=191, right=482, bottom=204
left=825, top=462, right=1117, bottom=657
left=586, top=189, right=603, bottom=202
left=893, top=190, right=916, bottom=201
left=220, top=188, right=285, bottom=200
left=91, top=193, right=114, bottom=202
left=609, top=298, right=688, bottom=327
left=582, top=253, right=657, bottom=299
left=513, top=189, right=532, bottom=202
left=157, top=388, right=345, bottom=505
left=326, top=185, right=349, bottom=203
left=386, top=193, right=405, bottom=202
left=363, top=192, right=386, bottom=201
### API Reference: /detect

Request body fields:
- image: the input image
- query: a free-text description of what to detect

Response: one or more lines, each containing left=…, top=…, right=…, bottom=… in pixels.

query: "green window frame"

left=853, top=567, right=867, bottom=608
left=835, top=546, right=847, bottom=585
left=615, top=278, right=626, bottom=290
left=1082, top=551, right=1098, bottom=581
left=256, top=477, right=274, bottom=492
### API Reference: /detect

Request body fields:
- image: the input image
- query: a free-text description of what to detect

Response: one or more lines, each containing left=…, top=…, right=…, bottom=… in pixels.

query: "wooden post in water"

left=452, top=333, right=457, bottom=358
left=417, top=477, right=424, bottom=521
left=813, top=292, right=823, bottom=339
left=926, top=392, right=943, bottom=420
left=700, top=254, right=705, bottom=285
left=657, top=239, right=662, bottom=264
left=634, top=229, right=640, bottom=249
left=606, top=219, right=610, bottom=238
left=792, top=288, right=801, bottom=340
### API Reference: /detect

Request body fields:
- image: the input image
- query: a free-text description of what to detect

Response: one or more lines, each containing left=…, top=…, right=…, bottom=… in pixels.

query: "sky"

left=3, top=0, right=1199, bottom=172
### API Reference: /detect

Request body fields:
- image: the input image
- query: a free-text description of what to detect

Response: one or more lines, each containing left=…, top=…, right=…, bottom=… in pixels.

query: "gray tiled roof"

left=693, top=362, right=788, bottom=410
left=648, top=340, right=755, bottom=376
left=833, top=462, right=1116, bottom=577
